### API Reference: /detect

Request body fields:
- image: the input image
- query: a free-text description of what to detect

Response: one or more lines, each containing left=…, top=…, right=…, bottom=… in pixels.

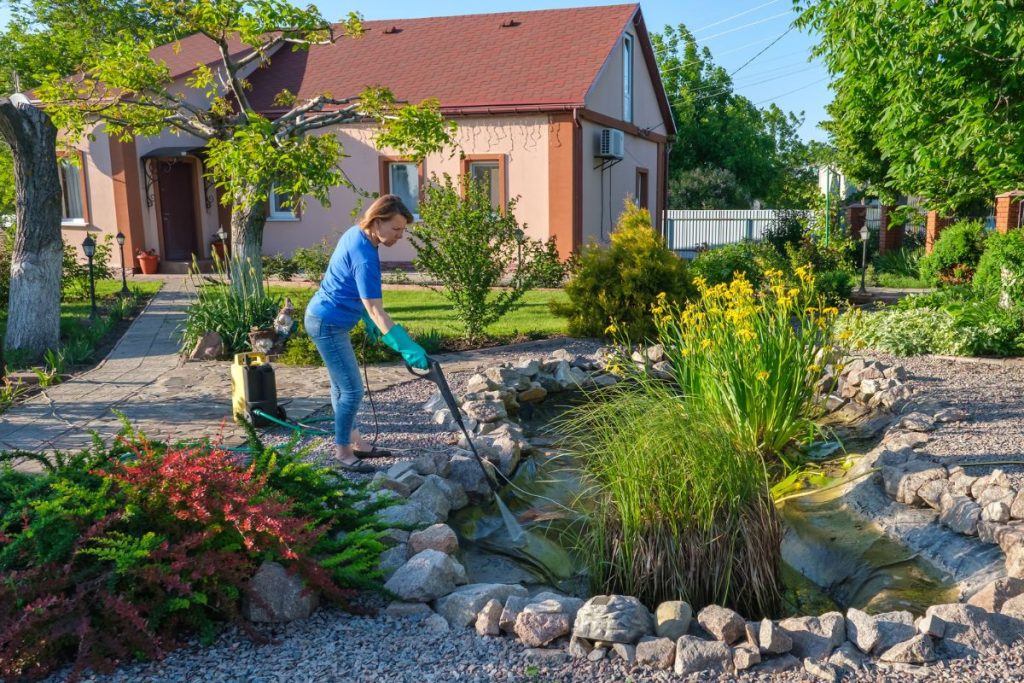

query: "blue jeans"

left=304, top=311, right=363, bottom=446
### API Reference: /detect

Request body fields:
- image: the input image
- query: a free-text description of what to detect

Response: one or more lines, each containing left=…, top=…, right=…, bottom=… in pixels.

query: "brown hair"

left=358, top=194, right=414, bottom=231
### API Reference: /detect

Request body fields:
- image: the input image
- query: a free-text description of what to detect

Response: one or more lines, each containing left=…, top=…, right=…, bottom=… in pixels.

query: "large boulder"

left=872, top=611, right=917, bottom=654
left=514, top=600, right=573, bottom=647
left=409, top=523, right=459, bottom=555
left=655, top=601, right=692, bottom=640
left=383, top=549, right=468, bottom=602
left=378, top=543, right=409, bottom=579
left=376, top=501, right=438, bottom=528
left=966, top=577, right=1024, bottom=612
left=845, top=608, right=879, bottom=654
left=408, top=476, right=452, bottom=522
left=778, top=612, right=845, bottom=660
left=758, top=618, right=793, bottom=655
left=447, top=453, right=494, bottom=499
left=925, top=603, right=1024, bottom=658
left=242, top=560, right=319, bottom=623
left=674, top=636, right=732, bottom=676
left=573, top=595, right=654, bottom=644
left=879, top=634, right=936, bottom=664
left=635, top=636, right=675, bottom=669
left=434, top=583, right=528, bottom=628
left=939, top=493, right=982, bottom=536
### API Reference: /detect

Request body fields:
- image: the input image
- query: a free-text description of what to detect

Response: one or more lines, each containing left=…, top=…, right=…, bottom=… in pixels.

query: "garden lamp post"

left=115, top=231, right=130, bottom=296
left=860, top=225, right=870, bottom=294
left=82, top=234, right=98, bottom=318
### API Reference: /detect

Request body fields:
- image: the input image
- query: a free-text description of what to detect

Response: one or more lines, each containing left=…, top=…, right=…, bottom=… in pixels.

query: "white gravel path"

left=51, top=347, right=1024, bottom=682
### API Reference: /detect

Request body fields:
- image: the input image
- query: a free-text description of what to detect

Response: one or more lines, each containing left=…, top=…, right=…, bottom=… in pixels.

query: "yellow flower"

left=756, top=370, right=770, bottom=381
left=700, top=339, right=713, bottom=350
left=604, top=322, right=619, bottom=335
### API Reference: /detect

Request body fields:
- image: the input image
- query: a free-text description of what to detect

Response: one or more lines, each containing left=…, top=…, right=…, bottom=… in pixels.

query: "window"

left=268, top=185, right=298, bottom=220
left=460, top=155, right=507, bottom=211
left=59, top=158, right=86, bottom=223
left=635, top=168, right=649, bottom=210
left=381, top=161, right=421, bottom=218
left=623, top=34, right=634, bottom=123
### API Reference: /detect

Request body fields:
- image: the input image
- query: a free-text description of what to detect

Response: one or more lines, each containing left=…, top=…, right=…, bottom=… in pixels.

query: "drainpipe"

left=572, top=107, right=583, bottom=253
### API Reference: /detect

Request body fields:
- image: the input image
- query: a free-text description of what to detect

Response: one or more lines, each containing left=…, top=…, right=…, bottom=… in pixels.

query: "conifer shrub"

left=0, top=425, right=388, bottom=681
left=552, top=200, right=694, bottom=340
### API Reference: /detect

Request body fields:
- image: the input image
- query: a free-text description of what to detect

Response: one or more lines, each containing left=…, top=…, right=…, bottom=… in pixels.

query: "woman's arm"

left=361, top=298, right=395, bottom=334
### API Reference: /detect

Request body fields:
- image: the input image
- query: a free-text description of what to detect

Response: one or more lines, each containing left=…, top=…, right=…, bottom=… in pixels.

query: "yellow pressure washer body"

left=230, top=352, right=286, bottom=426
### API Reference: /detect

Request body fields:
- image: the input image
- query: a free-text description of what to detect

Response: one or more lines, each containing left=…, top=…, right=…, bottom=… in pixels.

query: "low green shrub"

left=262, top=253, right=299, bottom=281
left=552, top=200, right=693, bottom=340
left=919, top=220, right=987, bottom=285
left=974, top=229, right=1024, bottom=303
left=411, top=174, right=552, bottom=341
left=62, top=233, right=115, bottom=301
left=563, top=379, right=783, bottom=615
left=783, top=236, right=855, bottom=303
left=533, top=237, right=567, bottom=288
left=0, top=427, right=388, bottom=680
left=873, top=247, right=923, bottom=280
left=292, top=240, right=332, bottom=283
left=689, top=240, right=782, bottom=289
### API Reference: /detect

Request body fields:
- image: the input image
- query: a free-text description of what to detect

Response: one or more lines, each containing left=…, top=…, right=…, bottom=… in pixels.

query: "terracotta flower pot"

left=138, top=254, right=160, bottom=274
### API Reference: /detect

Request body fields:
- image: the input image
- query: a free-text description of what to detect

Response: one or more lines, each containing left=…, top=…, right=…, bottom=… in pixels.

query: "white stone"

left=383, top=550, right=467, bottom=603
left=475, top=598, right=503, bottom=636
left=674, top=635, right=732, bottom=676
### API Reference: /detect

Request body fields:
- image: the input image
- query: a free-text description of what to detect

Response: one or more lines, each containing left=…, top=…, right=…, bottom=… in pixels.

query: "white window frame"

left=59, top=157, right=87, bottom=226
left=268, top=185, right=299, bottom=221
left=387, top=161, right=421, bottom=220
left=623, top=33, right=634, bottom=124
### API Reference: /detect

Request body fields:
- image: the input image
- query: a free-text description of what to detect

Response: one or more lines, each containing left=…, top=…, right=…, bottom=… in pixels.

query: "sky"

left=0, top=0, right=832, bottom=141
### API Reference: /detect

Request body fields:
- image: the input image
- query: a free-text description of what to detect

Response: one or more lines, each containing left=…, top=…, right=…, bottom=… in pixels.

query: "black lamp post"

left=859, top=225, right=870, bottom=294
left=82, top=234, right=98, bottom=318
left=115, top=231, right=130, bottom=296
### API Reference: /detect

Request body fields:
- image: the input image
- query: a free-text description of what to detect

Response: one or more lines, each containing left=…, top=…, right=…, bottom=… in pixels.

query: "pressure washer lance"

left=407, top=358, right=526, bottom=543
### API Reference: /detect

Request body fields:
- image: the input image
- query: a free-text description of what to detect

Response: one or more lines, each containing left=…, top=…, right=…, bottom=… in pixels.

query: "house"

left=55, top=3, right=675, bottom=271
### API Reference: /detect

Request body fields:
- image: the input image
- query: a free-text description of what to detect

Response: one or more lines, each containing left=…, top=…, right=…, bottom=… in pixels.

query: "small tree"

left=38, top=1, right=455, bottom=293
left=410, top=174, right=548, bottom=341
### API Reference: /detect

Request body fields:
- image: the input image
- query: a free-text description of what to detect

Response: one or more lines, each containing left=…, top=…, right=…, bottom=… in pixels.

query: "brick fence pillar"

left=926, top=211, right=953, bottom=254
left=995, top=191, right=1024, bottom=234
left=878, top=205, right=904, bottom=255
left=846, top=205, right=867, bottom=241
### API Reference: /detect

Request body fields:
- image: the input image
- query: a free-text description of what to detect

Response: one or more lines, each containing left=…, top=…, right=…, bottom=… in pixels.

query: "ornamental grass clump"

left=563, top=380, right=783, bottom=616
left=653, top=267, right=840, bottom=467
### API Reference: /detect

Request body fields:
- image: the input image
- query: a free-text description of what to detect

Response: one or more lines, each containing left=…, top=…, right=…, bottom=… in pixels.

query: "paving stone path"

left=0, top=276, right=568, bottom=466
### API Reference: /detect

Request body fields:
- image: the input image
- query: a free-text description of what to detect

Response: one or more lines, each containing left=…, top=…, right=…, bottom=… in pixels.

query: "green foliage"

left=61, top=233, right=115, bottom=300
left=764, top=210, right=806, bottom=255
left=261, top=253, right=299, bottom=281
left=553, top=200, right=693, bottom=340
left=181, top=259, right=280, bottom=355
left=292, top=240, right=332, bottom=283
left=562, top=379, right=782, bottom=615
left=0, top=219, right=13, bottom=308
left=919, top=220, right=988, bottom=285
left=974, top=230, right=1024, bottom=302
left=0, top=145, right=13, bottom=223
left=410, top=174, right=550, bottom=341
left=783, top=237, right=855, bottom=303
left=797, top=0, right=1024, bottom=211
left=839, top=285, right=1024, bottom=357
left=0, top=428, right=388, bottom=680
left=652, top=25, right=818, bottom=209
left=689, top=240, right=783, bottom=289
left=532, top=237, right=567, bottom=288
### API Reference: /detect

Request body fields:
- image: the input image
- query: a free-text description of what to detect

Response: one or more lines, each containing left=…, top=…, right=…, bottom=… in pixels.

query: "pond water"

left=449, top=393, right=960, bottom=617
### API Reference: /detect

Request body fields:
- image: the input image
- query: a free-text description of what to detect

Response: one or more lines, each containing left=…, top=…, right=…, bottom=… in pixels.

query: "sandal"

left=354, top=446, right=392, bottom=459
left=334, top=458, right=376, bottom=474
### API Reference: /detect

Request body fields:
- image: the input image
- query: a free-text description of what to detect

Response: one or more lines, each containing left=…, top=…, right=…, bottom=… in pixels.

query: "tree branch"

left=272, top=94, right=360, bottom=129
left=286, top=107, right=365, bottom=136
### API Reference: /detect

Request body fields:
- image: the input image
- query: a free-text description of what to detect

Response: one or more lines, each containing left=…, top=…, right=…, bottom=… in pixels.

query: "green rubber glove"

left=382, top=324, right=429, bottom=369
left=360, top=311, right=381, bottom=343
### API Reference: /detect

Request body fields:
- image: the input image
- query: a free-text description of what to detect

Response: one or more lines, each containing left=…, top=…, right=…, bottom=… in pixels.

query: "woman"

left=304, top=195, right=429, bottom=473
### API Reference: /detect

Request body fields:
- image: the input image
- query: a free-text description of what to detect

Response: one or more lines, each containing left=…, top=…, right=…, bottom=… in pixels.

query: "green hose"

left=252, top=408, right=333, bottom=436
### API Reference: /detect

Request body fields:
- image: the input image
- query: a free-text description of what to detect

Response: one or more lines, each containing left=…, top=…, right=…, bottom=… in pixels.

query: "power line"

left=656, top=36, right=778, bottom=78
left=692, top=65, right=820, bottom=102
left=730, top=26, right=795, bottom=76
left=689, top=0, right=784, bottom=35
left=752, top=76, right=830, bottom=106
left=695, top=10, right=794, bottom=43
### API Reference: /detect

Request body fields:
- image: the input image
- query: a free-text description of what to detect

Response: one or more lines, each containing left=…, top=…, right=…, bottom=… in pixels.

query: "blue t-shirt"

left=306, top=226, right=382, bottom=327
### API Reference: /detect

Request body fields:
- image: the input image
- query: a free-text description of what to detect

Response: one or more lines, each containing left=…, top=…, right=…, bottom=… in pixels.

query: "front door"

left=157, top=159, right=199, bottom=261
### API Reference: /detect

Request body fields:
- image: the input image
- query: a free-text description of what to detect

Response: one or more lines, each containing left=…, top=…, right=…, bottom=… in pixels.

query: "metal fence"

left=663, top=209, right=812, bottom=256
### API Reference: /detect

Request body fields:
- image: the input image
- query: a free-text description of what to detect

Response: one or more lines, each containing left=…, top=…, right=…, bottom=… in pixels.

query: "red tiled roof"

left=150, top=32, right=256, bottom=79
left=244, top=4, right=641, bottom=111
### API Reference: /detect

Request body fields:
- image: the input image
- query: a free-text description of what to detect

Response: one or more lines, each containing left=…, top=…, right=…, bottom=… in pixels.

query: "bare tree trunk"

left=229, top=196, right=268, bottom=298
left=0, top=96, right=62, bottom=358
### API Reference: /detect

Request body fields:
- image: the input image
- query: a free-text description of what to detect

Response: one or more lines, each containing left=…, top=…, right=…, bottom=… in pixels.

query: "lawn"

left=270, top=285, right=571, bottom=365
left=272, top=285, right=570, bottom=338
left=1, top=279, right=163, bottom=369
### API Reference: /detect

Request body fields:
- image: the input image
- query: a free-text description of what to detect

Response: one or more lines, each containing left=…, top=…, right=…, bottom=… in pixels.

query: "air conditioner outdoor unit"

left=596, top=128, right=625, bottom=160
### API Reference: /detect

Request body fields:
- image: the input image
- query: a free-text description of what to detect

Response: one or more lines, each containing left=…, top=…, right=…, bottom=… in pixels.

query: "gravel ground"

left=47, top=344, right=1024, bottom=683
left=873, top=354, right=1024, bottom=484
